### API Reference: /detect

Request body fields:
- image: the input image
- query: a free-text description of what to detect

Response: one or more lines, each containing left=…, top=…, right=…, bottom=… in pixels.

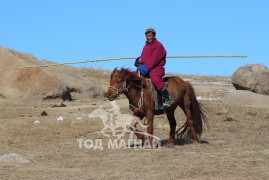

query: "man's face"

left=146, top=32, right=155, bottom=43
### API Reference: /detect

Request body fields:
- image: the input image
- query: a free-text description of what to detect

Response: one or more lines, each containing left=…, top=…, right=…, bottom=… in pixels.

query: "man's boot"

left=161, top=89, right=173, bottom=109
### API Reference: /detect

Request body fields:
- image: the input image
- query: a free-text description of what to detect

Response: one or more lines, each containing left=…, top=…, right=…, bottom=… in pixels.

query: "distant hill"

left=0, top=46, right=103, bottom=101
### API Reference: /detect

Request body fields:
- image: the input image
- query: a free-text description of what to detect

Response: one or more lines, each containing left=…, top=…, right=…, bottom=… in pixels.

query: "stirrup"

left=163, top=99, right=173, bottom=109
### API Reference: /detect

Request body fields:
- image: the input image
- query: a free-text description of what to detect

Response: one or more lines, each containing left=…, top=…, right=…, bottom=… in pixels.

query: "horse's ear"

left=113, top=68, right=118, bottom=72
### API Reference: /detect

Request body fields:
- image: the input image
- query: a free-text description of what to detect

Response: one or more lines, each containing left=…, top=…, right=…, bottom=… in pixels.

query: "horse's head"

left=106, top=68, right=143, bottom=101
left=106, top=68, right=128, bottom=101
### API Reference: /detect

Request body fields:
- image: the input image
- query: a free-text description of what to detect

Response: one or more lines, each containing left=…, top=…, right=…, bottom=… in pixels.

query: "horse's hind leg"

left=166, top=108, right=177, bottom=146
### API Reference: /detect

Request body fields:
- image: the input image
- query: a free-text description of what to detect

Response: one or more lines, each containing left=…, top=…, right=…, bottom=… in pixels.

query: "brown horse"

left=106, top=68, right=207, bottom=147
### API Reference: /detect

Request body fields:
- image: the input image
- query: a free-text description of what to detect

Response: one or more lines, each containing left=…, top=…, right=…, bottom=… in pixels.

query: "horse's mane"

left=118, top=68, right=140, bottom=80
left=117, top=68, right=147, bottom=89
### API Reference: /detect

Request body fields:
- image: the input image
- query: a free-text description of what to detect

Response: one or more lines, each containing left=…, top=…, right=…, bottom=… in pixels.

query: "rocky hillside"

left=0, top=46, right=104, bottom=101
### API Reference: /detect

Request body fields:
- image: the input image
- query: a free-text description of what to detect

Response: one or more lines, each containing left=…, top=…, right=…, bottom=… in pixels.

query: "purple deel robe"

left=141, top=39, right=167, bottom=91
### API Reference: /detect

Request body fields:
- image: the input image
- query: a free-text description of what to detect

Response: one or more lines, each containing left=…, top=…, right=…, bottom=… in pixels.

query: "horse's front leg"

left=130, top=116, right=145, bottom=141
left=146, top=111, right=154, bottom=148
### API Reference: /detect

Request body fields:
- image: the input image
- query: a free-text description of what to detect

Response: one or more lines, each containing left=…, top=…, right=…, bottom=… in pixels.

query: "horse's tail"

left=177, top=81, right=207, bottom=139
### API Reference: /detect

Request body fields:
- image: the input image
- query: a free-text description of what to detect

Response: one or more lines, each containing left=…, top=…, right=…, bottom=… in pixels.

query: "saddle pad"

left=148, top=80, right=168, bottom=110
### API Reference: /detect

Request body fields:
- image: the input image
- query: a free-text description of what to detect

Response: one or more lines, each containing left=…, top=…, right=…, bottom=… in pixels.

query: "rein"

left=129, top=88, right=144, bottom=111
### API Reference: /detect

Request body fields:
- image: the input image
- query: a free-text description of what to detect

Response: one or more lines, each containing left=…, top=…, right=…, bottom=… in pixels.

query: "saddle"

left=146, top=78, right=168, bottom=111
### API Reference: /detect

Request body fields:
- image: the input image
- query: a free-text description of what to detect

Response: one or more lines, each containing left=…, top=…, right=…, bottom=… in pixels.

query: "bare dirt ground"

left=1, top=73, right=269, bottom=180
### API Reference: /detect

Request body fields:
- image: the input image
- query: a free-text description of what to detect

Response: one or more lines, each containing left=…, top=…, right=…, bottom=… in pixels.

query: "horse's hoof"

left=167, top=143, right=175, bottom=148
left=192, top=140, right=200, bottom=144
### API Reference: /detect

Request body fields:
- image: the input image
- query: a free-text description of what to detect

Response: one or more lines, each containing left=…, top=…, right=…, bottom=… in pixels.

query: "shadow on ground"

left=161, top=138, right=209, bottom=147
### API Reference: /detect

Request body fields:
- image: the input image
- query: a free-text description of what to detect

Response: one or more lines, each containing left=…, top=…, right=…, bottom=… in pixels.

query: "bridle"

left=108, top=73, right=144, bottom=111
left=108, top=78, right=128, bottom=97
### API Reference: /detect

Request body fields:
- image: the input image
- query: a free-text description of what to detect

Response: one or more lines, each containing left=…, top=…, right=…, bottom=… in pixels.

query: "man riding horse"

left=106, top=28, right=206, bottom=146
left=135, top=27, right=173, bottom=109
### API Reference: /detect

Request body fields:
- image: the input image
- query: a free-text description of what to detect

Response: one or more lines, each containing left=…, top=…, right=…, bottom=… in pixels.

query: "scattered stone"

left=34, top=120, right=40, bottom=124
left=52, top=103, right=66, bottom=108
left=232, top=64, right=269, bottom=95
left=0, top=153, right=30, bottom=164
left=57, top=116, right=64, bottom=121
left=264, top=114, right=269, bottom=119
left=224, top=117, right=236, bottom=122
left=246, top=111, right=257, bottom=117
left=41, top=111, right=48, bottom=116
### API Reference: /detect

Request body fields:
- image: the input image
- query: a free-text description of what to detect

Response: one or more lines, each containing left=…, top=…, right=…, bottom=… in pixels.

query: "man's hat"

left=145, top=27, right=156, bottom=35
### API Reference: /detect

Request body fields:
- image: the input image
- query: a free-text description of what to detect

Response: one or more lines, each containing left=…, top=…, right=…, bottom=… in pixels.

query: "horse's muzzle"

left=106, top=90, right=117, bottom=101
